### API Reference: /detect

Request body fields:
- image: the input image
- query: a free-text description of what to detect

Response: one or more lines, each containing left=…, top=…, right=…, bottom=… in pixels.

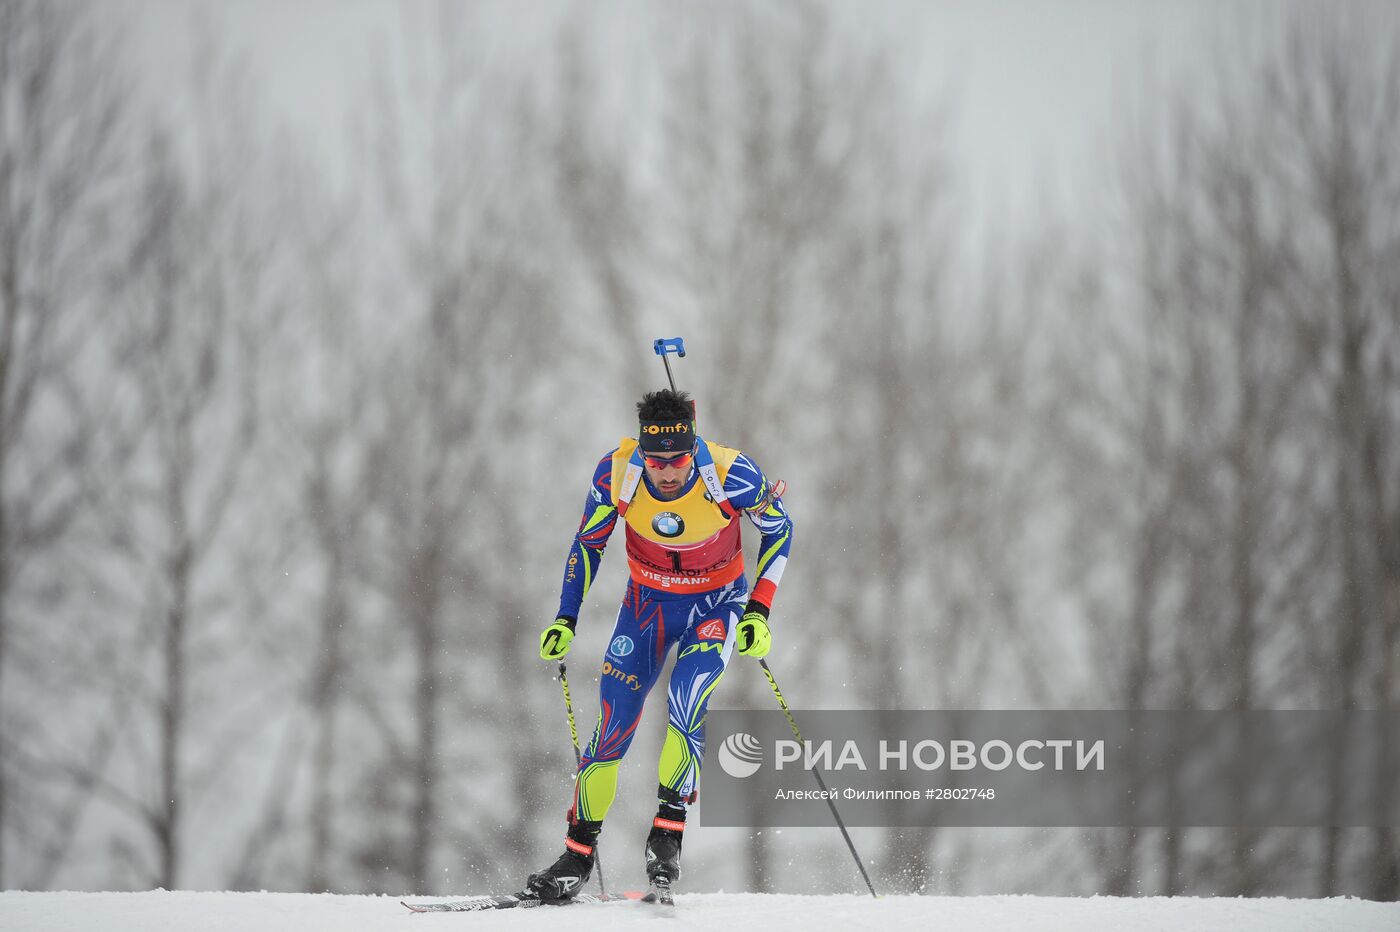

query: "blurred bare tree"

left=102, top=107, right=286, bottom=887
left=0, top=0, right=129, bottom=888
left=21, top=38, right=301, bottom=889
left=338, top=1, right=570, bottom=895
left=291, top=206, right=371, bottom=895
left=1264, top=17, right=1400, bottom=899
left=211, top=168, right=369, bottom=893
left=1047, top=10, right=1400, bottom=900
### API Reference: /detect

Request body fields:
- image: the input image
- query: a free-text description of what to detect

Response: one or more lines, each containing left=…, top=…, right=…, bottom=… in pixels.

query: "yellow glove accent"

left=736, top=611, right=771, bottom=658
left=540, top=617, right=576, bottom=660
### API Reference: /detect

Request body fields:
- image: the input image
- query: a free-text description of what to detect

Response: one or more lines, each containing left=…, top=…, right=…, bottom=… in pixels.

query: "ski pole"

left=757, top=658, right=879, bottom=898
left=557, top=662, right=605, bottom=893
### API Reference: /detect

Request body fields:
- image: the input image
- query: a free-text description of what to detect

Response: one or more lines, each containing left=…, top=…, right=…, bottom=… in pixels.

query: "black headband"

left=639, top=419, right=695, bottom=454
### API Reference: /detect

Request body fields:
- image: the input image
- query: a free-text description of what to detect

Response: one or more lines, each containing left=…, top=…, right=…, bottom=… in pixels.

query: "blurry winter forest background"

left=1, top=0, right=1398, bottom=902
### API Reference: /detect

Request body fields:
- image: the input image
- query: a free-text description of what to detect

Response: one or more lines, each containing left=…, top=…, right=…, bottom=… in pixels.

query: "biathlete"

left=524, top=388, right=793, bottom=901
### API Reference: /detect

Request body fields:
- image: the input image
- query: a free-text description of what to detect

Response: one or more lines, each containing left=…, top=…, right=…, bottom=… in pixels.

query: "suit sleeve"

left=557, top=452, right=619, bottom=621
left=723, top=453, right=793, bottom=617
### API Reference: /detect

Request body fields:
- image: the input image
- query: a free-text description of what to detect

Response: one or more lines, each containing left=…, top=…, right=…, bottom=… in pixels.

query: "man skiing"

left=525, top=388, right=793, bottom=902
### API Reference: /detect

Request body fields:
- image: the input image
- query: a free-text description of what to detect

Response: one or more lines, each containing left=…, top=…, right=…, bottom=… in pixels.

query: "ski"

left=401, top=890, right=641, bottom=912
left=640, top=879, right=675, bottom=907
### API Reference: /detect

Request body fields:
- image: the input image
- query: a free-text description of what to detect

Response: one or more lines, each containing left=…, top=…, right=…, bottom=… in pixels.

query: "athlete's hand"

left=736, top=609, right=771, bottom=658
left=540, top=616, right=577, bottom=660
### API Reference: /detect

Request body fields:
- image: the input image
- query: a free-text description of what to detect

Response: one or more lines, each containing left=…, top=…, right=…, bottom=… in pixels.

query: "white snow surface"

left=3, top=890, right=1398, bottom=932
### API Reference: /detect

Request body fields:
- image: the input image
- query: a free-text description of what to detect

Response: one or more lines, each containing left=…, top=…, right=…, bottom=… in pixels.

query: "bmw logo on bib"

left=652, top=512, right=684, bottom=538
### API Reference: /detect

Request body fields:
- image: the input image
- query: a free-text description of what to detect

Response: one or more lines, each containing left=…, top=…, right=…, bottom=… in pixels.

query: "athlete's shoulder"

left=703, top=439, right=743, bottom=469
left=720, top=449, right=769, bottom=509
left=590, top=448, right=621, bottom=506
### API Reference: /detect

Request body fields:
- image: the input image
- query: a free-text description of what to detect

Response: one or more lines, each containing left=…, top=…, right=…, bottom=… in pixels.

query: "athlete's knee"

left=584, top=698, right=645, bottom=763
left=666, top=662, right=725, bottom=735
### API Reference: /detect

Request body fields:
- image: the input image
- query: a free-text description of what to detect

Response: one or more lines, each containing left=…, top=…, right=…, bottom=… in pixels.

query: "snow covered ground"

left=3, top=890, right=1398, bottom=932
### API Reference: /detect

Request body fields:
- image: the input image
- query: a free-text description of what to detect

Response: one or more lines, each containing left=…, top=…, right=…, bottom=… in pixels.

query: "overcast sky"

left=104, top=1, right=1397, bottom=237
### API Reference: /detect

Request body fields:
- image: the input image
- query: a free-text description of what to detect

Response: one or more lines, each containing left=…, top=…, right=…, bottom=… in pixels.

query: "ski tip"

left=400, top=900, right=420, bottom=913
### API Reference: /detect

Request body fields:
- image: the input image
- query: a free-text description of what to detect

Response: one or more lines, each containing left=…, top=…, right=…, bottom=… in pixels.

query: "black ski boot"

left=525, top=819, right=600, bottom=901
left=643, top=803, right=686, bottom=905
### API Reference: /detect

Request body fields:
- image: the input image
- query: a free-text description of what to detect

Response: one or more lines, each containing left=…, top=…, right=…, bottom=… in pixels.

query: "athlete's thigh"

left=584, top=596, right=661, bottom=761
left=666, top=592, right=743, bottom=729
left=601, top=584, right=686, bottom=694
left=596, top=596, right=664, bottom=705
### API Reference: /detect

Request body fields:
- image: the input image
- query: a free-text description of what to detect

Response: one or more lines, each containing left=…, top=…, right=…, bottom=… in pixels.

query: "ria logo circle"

left=718, top=732, right=763, bottom=779
left=610, top=635, right=634, bottom=657
left=652, top=512, right=685, bottom=538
